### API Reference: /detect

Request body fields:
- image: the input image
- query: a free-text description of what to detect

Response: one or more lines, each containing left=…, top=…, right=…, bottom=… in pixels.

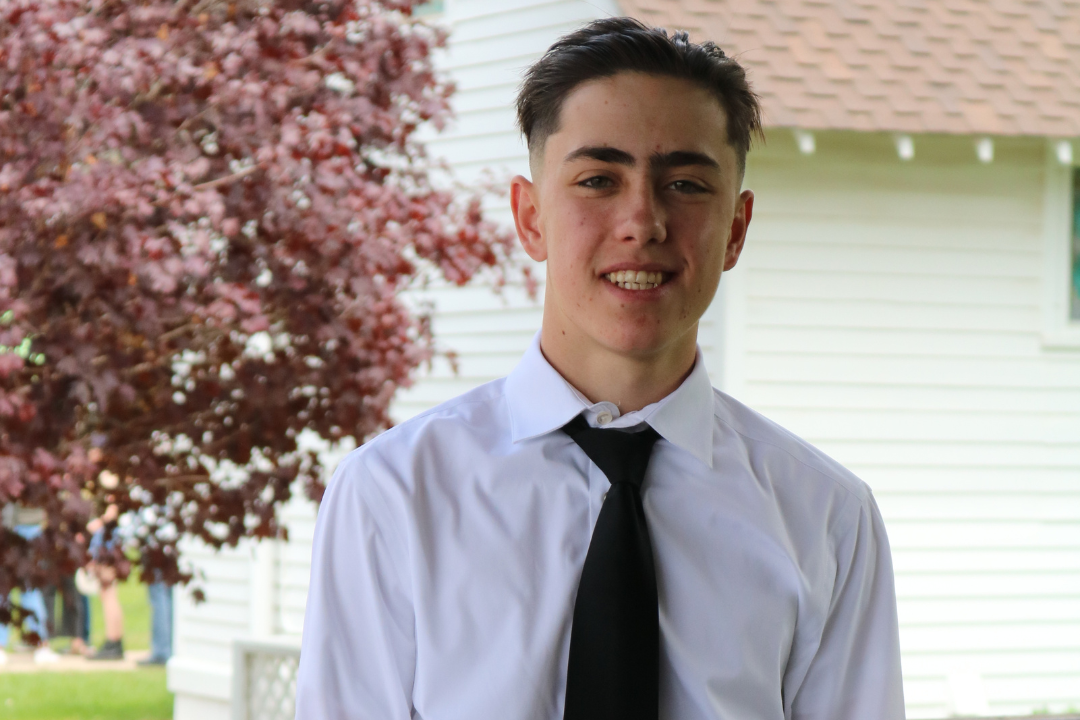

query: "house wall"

left=167, top=537, right=256, bottom=716
left=737, top=131, right=1080, bottom=717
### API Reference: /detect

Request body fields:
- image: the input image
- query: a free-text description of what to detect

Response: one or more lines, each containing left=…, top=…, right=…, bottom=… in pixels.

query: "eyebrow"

left=651, top=150, right=720, bottom=171
left=563, top=146, right=635, bottom=165
left=563, top=146, right=720, bottom=172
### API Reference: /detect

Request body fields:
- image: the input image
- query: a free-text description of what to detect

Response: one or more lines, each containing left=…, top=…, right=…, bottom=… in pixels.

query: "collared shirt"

left=296, top=335, right=905, bottom=720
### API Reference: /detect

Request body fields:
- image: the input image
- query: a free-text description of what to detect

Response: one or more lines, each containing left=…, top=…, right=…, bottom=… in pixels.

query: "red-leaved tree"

left=0, top=0, right=513, bottom=634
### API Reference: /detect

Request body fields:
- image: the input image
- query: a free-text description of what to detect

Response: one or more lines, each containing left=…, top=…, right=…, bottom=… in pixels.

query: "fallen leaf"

left=91, top=212, right=107, bottom=230
left=54, top=234, right=68, bottom=248
left=157, top=24, right=169, bottom=41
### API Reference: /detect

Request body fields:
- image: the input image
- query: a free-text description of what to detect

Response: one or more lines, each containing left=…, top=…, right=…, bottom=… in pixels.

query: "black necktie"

left=562, top=413, right=663, bottom=720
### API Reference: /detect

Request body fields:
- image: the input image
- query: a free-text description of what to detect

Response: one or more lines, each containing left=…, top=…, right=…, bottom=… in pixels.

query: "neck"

left=539, top=324, right=698, bottom=413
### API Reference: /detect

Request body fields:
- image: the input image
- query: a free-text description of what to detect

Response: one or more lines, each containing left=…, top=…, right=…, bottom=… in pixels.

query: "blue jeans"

left=148, top=582, right=173, bottom=661
left=0, top=525, right=48, bottom=647
left=79, top=592, right=90, bottom=642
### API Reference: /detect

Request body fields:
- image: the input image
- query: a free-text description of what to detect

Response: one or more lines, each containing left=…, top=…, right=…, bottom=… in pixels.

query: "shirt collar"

left=504, top=333, right=715, bottom=468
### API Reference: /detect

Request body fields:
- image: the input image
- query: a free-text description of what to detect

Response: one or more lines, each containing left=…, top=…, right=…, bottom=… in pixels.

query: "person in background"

left=74, top=578, right=91, bottom=654
left=0, top=503, right=61, bottom=664
left=138, top=577, right=173, bottom=666
left=86, top=496, right=125, bottom=661
left=41, top=574, right=91, bottom=660
left=134, top=499, right=175, bottom=666
left=42, top=574, right=92, bottom=656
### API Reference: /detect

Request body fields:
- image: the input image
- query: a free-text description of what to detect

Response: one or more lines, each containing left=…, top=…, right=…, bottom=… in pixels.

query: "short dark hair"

left=516, top=17, right=763, bottom=175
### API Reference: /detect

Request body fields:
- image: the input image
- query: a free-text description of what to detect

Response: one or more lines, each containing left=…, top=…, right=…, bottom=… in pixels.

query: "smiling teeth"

left=604, top=270, right=666, bottom=290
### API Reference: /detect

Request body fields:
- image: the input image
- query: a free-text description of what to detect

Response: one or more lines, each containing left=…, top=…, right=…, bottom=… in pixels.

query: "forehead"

left=542, top=72, right=732, bottom=164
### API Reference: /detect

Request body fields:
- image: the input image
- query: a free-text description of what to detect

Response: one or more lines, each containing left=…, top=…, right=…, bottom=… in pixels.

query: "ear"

left=723, top=189, right=754, bottom=271
left=510, top=175, right=547, bottom=262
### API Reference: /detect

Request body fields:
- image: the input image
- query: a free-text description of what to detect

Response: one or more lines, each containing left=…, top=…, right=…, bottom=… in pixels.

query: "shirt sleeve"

left=295, top=452, right=416, bottom=720
left=789, top=490, right=906, bottom=720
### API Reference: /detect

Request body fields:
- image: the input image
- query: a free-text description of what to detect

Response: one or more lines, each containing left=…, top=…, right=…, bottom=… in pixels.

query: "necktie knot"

left=562, top=413, right=661, bottom=490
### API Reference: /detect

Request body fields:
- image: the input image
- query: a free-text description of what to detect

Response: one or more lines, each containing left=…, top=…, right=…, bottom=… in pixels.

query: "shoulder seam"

left=367, top=381, right=507, bottom=446
left=711, top=389, right=867, bottom=507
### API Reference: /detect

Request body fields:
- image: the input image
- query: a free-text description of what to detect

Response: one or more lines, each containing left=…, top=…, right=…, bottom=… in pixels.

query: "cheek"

left=544, top=202, right=607, bottom=267
left=672, top=215, right=725, bottom=266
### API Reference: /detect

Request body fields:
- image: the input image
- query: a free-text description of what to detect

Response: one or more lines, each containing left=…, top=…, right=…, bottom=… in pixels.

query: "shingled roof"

left=618, top=0, right=1080, bottom=138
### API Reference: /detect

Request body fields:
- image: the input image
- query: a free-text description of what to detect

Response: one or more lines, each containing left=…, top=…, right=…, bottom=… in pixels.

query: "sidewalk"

left=0, top=648, right=152, bottom=673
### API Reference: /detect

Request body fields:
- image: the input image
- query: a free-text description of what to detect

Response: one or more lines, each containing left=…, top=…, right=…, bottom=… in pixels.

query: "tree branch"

left=191, top=163, right=261, bottom=191
left=153, top=474, right=211, bottom=486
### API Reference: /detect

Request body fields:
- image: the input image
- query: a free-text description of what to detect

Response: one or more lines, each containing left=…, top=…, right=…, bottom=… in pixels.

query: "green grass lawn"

left=0, top=668, right=171, bottom=720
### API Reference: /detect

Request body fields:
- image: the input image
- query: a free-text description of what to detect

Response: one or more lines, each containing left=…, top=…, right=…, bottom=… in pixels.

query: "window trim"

left=1041, top=140, right=1080, bottom=350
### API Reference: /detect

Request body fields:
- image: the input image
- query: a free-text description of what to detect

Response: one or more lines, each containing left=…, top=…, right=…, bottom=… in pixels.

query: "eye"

left=669, top=179, right=707, bottom=194
left=578, top=175, right=613, bottom=189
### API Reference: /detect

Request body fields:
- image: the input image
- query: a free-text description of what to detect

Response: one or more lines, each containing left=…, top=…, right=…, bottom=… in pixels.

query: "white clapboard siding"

left=422, top=0, right=623, bottom=179
left=271, top=488, right=316, bottom=637
left=169, top=540, right=256, bottom=720
left=738, top=131, right=1080, bottom=717
left=173, top=541, right=253, bottom=665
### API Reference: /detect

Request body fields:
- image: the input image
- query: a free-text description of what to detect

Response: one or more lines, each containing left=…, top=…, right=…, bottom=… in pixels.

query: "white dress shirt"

left=296, top=334, right=905, bottom=720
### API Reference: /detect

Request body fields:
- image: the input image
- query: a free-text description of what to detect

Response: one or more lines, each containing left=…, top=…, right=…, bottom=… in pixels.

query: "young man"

left=296, top=18, right=904, bottom=720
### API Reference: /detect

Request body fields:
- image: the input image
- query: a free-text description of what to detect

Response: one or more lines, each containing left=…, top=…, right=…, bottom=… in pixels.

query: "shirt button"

left=596, top=411, right=613, bottom=426
left=602, top=490, right=609, bottom=502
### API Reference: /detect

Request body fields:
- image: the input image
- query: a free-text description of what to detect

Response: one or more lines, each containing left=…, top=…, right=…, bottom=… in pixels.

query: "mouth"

left=603, top=269, right=670, bottom=291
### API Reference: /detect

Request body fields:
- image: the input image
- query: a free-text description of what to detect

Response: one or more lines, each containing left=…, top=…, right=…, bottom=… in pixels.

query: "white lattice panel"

left=232, top=637, right=301, bottom=720
left=246, top=653, right=298, bottom=720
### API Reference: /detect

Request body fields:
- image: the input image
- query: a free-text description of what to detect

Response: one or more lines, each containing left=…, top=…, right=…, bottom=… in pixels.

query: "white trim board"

left=1041, top=140, right=1080, bottom=350
left=168, top=655, right=232, bottom=701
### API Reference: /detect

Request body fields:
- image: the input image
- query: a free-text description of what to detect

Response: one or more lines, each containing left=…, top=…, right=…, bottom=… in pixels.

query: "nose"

left=615, top=180, right=667, bottom=244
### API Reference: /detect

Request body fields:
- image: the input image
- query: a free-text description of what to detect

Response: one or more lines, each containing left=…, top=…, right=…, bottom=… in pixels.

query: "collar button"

left=596, top=411, right=613, bottom=426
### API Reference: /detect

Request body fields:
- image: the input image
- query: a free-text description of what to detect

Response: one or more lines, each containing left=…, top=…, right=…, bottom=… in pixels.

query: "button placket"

left=588, top=464, right=610, bottom=523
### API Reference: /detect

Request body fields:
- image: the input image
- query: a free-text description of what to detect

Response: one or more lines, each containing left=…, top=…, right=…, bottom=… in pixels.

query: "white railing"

left=232, top=636, right=302, bottom=720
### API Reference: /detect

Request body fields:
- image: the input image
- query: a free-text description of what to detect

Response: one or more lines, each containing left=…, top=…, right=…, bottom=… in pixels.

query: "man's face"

left=511, top=72, right=753, bottom=364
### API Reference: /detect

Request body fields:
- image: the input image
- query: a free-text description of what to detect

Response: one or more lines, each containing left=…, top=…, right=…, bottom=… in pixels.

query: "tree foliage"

left=0, top=0, right=513, bottom=628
